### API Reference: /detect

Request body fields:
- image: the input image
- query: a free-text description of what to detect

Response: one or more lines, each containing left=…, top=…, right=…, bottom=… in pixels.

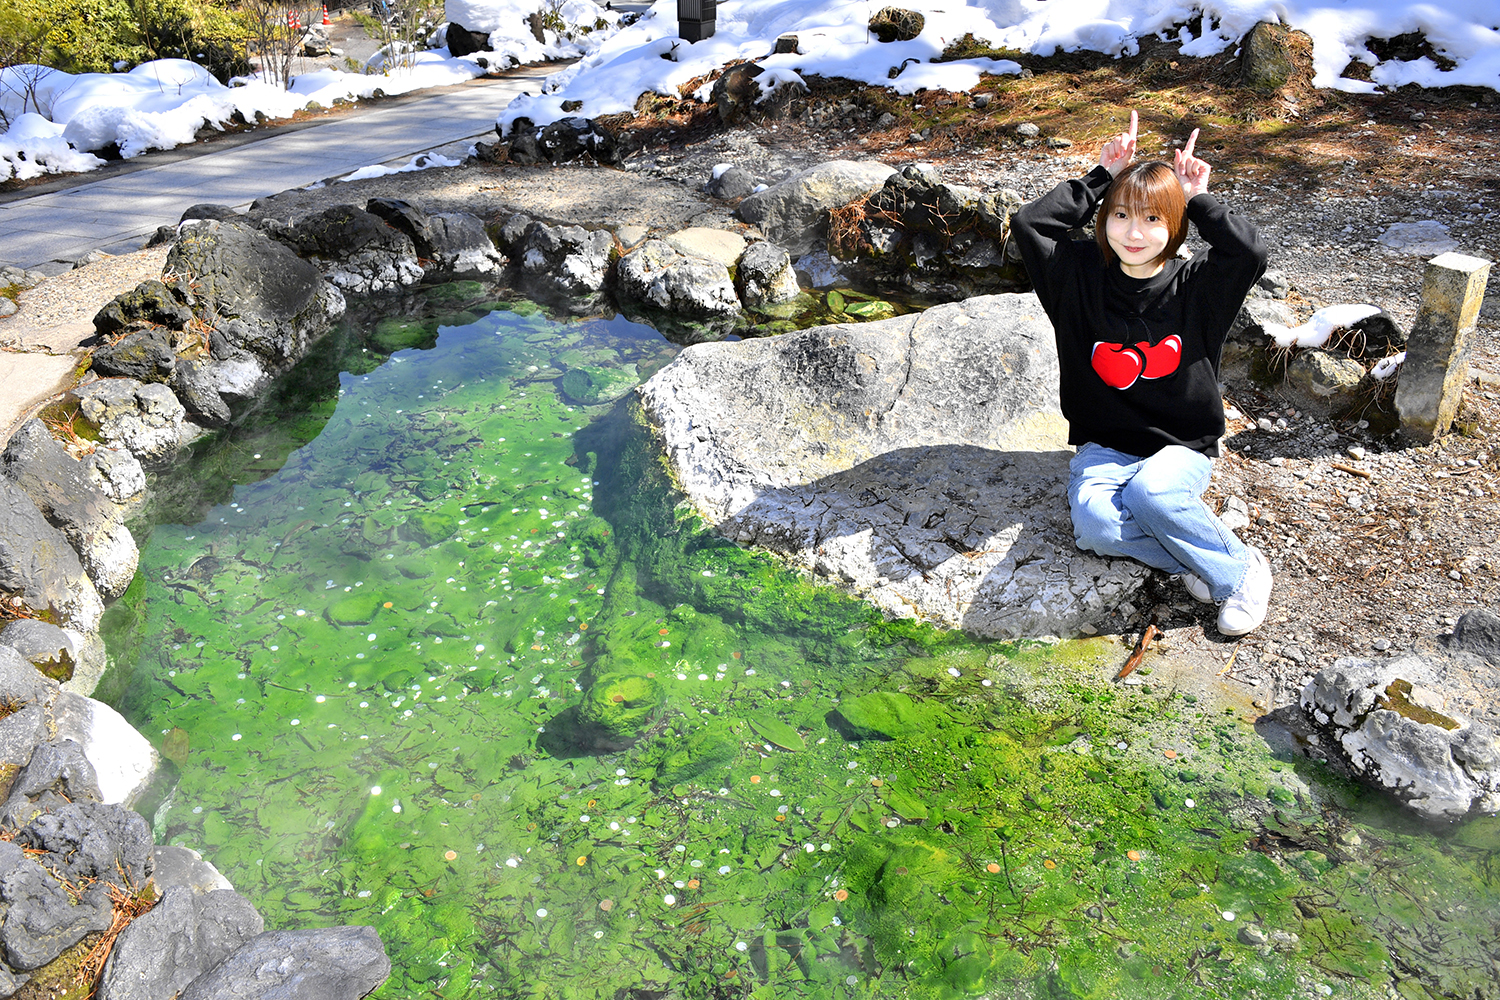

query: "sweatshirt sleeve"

left=1184, top=193, right=1269, bottom=351
left=1010, top=165, right=1115, bottom=313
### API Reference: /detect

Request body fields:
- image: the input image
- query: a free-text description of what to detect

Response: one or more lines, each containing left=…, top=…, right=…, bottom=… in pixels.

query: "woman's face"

left=1105, top=206, right=1170, bottom=278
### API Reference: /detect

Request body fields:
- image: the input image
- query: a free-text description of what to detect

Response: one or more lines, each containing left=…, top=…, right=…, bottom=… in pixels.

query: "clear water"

left=102, top=291, right=1500, bottom=1000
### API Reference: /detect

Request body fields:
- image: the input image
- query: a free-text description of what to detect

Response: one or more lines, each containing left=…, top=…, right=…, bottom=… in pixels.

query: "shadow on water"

left=96, top=287, right=1500, bottom=1000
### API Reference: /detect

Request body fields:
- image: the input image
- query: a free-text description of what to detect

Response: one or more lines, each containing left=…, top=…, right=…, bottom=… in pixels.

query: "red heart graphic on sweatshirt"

left=1091, top=342, right=1145, bottom=389
left=1134, top=335, right=1182, bottom=379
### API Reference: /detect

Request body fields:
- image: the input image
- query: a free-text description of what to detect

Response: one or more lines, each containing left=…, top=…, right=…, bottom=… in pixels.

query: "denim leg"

left=1068, top=444, right=1189, bottom=576
left=1068, top=443, right=1249, bottom=599
left=1121, top=446, right=1249, bottom=600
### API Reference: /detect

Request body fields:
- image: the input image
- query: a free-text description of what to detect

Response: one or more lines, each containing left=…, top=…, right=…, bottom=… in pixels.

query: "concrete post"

left=1395, top=251, right=1492, bottom=443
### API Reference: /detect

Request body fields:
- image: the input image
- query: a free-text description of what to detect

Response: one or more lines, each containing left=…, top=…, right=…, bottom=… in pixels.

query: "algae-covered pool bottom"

left=103, top=294, right=1500, bottom=1000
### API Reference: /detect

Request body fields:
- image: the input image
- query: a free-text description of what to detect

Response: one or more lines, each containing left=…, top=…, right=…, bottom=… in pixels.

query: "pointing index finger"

left=1182, top=127, right=1199, bottom=160
left=1128, top=109, right=1138, bottom=143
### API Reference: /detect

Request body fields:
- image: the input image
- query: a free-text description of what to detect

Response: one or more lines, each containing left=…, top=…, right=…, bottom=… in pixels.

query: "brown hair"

left=1095, top=162, right=1188, bottom=266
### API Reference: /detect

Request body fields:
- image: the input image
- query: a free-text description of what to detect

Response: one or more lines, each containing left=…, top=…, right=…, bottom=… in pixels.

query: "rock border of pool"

left=0, top=158, right=1496, bottom=997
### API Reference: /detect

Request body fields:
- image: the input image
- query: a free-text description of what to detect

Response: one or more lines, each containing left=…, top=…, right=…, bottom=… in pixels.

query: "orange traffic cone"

left=322, top=3, right=331, bottom=24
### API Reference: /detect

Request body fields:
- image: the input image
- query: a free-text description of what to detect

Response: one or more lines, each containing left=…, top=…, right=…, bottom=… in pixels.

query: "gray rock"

left=0, top=642, right=56, bottom=704
left=51, top=690, right=158, bottom=805
left=91, top=327, right=178, bottom=383
left=1377, top=220, right=1458, bottom=255
left=264, top=205, right=423, bottom=294
left=513, top=222, right=613, bottom=308
left=1, top=418, right=139, bottom=599
left=426, top=212, right=505, bottom=278
left=636, top=293, right=1151, bottom=637
left=495, top=212, right=534, bottom=257
left=445, top=22, right=490, bottom=57
left=1301, top=655, right=1500, bottom=819
left=706, top=165, right=756, bottom=200
left=506, top=116, right=620, bottom=166
left=1237, top=924, right=1269, bottom=945
left=73, top=378, right=185, bottom=465
left=736, top=160, right=897, bottom=256
left=0, top=620, right=79, bottom=683
left=1, top=859, right=112, bottom=970
left=1287, top=349, right=1365, bottom=399
left=1451, top=609, right=1500, bottom=667
left=615, top=240, right=741, bottom=332
left=1350, top=309, right=1405, bottom=354
left=1239, top=21, right=1310, bottom=91
left=662, top=228, right=746, bottom=268
left=1228, top=290, right=1297, bottom=343
left=1257, top=270, right=1290, bottom=298
left=152, top=845, right=234, bottom=895
left=711, top=63, right=772, bottom=124
left=180, top=926, right=391, bottom=1000
left=1016, top=122, right=1040, bottom=138
left=18, top=800, right=153, bottom=884
left=166, top=220, right=346, bottom=369
left=363, top=198, right=431, bottom=249
left=93, top=280, right=193, bottom=339
left=82, top=445, right=147, bottom=503
left=0, top=477, right=103, bottom=632
left=869, top=5, right=924, bottom=42
left=101, top=886, right=263, bottom=1000
left=0, top=701, right=47, bottom=773
left=172, top=357, right=234, bottom=426
left=181, top=204, right=239, bottom=224
left=0, top=297, right=15, bottom=318
left=734, top=241, right=800, bottom=308
left=0, top=964, right=27, bottom=997
left=11, top=739, right=102, bottom=804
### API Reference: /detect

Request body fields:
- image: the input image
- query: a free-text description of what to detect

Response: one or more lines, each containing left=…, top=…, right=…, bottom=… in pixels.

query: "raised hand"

left=1173, top=128, right=1211, bottom=199
left=1099, top=109, right=1137, bottom=178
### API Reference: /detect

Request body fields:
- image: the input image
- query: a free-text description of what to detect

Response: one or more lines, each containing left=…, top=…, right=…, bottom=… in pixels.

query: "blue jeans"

left=1068, top=443, right=1250, bottom=601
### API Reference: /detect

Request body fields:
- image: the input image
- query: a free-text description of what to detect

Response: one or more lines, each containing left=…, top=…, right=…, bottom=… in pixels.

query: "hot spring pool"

left=101, top=289, right=1500, bottom=999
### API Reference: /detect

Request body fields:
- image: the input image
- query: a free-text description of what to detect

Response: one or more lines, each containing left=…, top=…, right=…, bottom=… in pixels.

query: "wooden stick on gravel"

left=1115, top=620, right=1159, bottom=681
left=1330, top=462, right=1372, bottom=478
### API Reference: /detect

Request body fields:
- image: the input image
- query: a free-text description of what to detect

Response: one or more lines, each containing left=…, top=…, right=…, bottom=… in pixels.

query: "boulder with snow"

left=869, top=6, right=925, bottom=42
left=736, top=160, right=897, bottom=256
left=706, top=164, right=756, bottom=201
left=504, top=115, right=621, bottom=166
left=637, top=293, right=1151, bottom=637
left=1301, top=652, right=1500, bottom=820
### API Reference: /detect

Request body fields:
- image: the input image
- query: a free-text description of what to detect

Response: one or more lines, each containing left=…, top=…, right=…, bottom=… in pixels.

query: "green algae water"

left=102, top=290, right=1500, bottom=1000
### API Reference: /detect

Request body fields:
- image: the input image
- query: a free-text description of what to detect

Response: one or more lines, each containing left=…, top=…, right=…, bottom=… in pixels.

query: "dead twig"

left=1115, top=619, right=1159, bottom=681
left=1330, top=462, right=1372, bottom=479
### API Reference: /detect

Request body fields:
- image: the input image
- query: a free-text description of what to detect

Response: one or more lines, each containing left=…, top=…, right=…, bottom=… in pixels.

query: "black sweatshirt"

left=1011, top=165, right=1267, bottom=457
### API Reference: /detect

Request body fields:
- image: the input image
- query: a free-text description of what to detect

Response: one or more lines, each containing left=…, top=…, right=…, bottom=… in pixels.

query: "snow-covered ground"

left=501, top=0, right=1500, bottom=132
left=3, top=0, right=1496, bottom=185
left=0, top=0, right=616, bottom=181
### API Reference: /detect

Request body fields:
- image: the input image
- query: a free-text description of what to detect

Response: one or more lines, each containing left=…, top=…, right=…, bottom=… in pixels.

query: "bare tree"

left=241, top=0, right=300, bottom=89
left=365, top=0, right=439, bottom=74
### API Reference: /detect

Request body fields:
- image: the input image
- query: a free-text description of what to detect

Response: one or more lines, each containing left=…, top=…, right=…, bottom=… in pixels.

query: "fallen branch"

left=1115, top=621, right=1159, bottom=681
left=1330, top=462, right=1371, bottom=479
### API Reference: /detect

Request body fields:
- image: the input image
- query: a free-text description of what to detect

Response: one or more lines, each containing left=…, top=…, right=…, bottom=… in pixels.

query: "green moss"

left=559, top=364, right=641, bottom=405
left=327, top=594, right=381, bottom=626
left=370, top=316, right=440, bottom=353
left=1377, top=677, right=1460, bottom=730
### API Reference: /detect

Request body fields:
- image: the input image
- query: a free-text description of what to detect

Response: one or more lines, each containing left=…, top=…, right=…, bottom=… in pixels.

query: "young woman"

left=1010, top=111, right=1272, bottom=636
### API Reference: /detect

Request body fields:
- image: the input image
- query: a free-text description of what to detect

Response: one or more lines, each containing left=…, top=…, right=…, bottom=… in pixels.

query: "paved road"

left=0, top=64, right=556, bottom=271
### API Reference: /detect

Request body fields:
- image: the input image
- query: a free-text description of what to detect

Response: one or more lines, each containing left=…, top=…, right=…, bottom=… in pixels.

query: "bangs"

left=1095, top=161, right=1189, bottom=265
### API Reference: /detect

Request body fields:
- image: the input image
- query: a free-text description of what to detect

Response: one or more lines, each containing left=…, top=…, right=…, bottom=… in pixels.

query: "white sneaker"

left=1179, top=572, right=1213, bottom=604
left=1218, top=547, right=1272, bottom=637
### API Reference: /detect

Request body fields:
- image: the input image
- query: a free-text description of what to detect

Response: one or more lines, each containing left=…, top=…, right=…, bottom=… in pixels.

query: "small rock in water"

left=1238, top=925, right=1269, bottom=946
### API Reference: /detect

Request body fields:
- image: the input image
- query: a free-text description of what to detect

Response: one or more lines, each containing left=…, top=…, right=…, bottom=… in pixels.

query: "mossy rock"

left=393, top=555, right=434, bottom=579
left=400, top=512, right=457, bottom=547
left=573, top=516, right=617, bottom=568
left=328, top=593, right=381, bottom=626
left=576, top=672, right=662, bottom=748
left=423, top=281, right=487, bottom=308
left=559, top=365, right=641, bottom=406
left=835, top=691, right=947, bottom=740
left=370, top=317, right=440, bottom=353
